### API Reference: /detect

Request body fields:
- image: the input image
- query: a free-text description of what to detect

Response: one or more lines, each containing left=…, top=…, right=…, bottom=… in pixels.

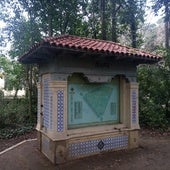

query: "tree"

left=110, top=0, right=122, bottom=42
left=119, top=0, right=146, bottom=47
left=136, top=1, right=170, bottom=130
left=83, top=0, right=100, bottom=38
left=100, top=0, right=107, bottom=40
left=137, top=59, right=170, bottom=129
left=142, top=20, right=165, bottom=53
left=17, top=0, right=86, bottom=36
left=0, top=0, right=41, bottom=119
left=152, top=0, right=170, bottom=49
left=0, top=56, right=25, bottom=97
left=0, top=0, right=151, bottom=126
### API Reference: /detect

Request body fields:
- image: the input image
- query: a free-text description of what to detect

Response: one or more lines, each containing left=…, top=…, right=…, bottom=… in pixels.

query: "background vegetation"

left=0, top=0, right=169, bottom=138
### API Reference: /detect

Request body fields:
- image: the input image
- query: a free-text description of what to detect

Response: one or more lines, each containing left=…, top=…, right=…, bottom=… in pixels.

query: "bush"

left=137, top=64, right=170, bottom=131
left=0, top=97, right=36, bottom=128
left=139, top=100, right=168, bottom=130
left=0, top=124, right=34, bottom=139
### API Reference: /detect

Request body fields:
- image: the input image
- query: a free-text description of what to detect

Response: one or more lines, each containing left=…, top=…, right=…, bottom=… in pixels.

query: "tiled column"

left=45, top=80, right=68, bottom=139
left=127, top=82, right=140, bottom=129
left=129, top=82, right=139, bottom=129
left=48, top=81, right=67, bottom=164
left=54, top=81, right=67, bottom=139
left=40, top=78, right=68, bottom=164
left=127, top=82, right=140, bottom=149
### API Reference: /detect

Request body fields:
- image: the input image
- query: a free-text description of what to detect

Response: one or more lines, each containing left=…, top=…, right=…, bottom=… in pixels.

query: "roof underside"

left=19, top=35, right=162, bottom=64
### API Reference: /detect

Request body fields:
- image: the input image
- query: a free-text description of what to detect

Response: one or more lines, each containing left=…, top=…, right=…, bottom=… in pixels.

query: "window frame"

left=67, top=74, right=120, bottom=129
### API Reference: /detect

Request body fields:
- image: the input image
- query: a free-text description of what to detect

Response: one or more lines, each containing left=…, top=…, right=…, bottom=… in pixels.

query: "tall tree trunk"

left=130, top=16, right=137, bottom=48
left=111, top=0, right=117, bottom=42
left=47, top=1, right=53, bottom=37
left=164, top=3, right=170, bottom=49
left=92, top=11, right=97, bottom=39
left=28, top=9, right=34, bottom=119
left=14, top=88, right=19, bottom=99
left=129, top=0, right=137, bottom=48
left=101, top=0, right=106, bottom=40
left=48, top=13, right=53, bottom=37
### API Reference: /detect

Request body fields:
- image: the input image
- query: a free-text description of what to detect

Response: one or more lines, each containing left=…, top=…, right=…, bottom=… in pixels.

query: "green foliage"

left=1, top=0, right=169, bottom=133
left=151, top=0, right=170, bottom=48
left=120, top=0, right=146, bottom=47
left=0, top=97, right=36, bottom=129
left=0, top=90, right=4, bottom=98
left=0, top=0, right=146, bottom=43
left=0, top=125, right=34, bottom=139
left=137, top=52, right=170, bottom=130
left=0, top=56, right=26, bottom=91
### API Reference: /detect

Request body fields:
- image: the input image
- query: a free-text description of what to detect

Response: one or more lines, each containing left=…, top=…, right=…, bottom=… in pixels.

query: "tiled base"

left=41, top=134, right=55, bottom=163
left=38, top=130, right=139, bottom=164
left=68, top=135, right=128, bottom=158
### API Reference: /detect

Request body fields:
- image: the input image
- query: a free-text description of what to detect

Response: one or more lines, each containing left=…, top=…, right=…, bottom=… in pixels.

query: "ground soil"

left=0, top=130, right=37, bottom=152
left=0, top=129, right=170, bottom=170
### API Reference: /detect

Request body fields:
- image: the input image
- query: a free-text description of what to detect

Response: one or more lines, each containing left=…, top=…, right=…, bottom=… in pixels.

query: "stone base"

left=38, top=129, right=139, bottom=164
left=128, top=130, right=139, bottom=149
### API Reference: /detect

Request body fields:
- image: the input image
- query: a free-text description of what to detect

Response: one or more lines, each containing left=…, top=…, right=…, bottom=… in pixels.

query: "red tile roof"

left=19, top=35, right=162, bottom=63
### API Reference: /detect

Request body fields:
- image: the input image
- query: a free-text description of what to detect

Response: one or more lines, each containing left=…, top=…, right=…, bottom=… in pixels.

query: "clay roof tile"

left=19, top=35, right=162, bottom=63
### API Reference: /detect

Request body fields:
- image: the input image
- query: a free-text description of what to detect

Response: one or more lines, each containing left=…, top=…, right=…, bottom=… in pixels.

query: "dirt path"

left=0, top=130, right=37, bottom=152
left=0, top=130, right=170, bottom=170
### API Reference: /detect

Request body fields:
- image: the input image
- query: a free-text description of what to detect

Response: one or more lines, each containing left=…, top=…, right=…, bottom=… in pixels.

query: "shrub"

left=137, top=64, right=170, bottom=131
left=0, top=97, right=36, bottom=128
left=0, top=124, right=34, bottom=139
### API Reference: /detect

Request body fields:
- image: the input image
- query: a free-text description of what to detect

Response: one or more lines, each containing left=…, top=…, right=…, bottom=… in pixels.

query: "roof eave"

left=19, top=44, right=162, bottom=65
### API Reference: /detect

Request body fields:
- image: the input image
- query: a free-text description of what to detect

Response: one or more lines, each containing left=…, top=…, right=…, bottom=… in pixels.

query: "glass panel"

left=110, top=102, right=117, bottom=116
left=74, top=101, right=83, bottom=119
left=68, top=75, right=119, bottom=128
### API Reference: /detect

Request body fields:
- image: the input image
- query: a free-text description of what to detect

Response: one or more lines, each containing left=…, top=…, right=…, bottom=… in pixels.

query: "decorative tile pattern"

left=68, top=135, right=128, bottom=158
left=97, top=140, right=105, bottom=150
left=49, top=93, right=53, bottom=130
left=43, top=78, right=50, bottom=128
left=57, top=90, right=64, bottom=132
left=131, top=89, right=137, bottom=124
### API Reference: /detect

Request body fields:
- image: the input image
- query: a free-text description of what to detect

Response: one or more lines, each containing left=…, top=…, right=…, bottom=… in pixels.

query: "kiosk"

left=19, top=35, right=161, bottom=164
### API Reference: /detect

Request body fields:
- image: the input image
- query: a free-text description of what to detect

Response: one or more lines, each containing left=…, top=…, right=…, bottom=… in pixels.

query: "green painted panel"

left=68, top=77, right=119, bottom=128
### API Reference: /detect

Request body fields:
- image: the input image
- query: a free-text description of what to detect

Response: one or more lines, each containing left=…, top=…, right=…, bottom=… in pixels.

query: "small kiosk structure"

left=19, top=35, right=161, bottom=164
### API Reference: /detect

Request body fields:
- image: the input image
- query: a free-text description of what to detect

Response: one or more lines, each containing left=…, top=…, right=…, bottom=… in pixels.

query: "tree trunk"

left=48, top=13, right=53, bottom=37
left=129, top=0, right=137, bottom=48
left=28, top=9, right=34, bottom=119
left=111, top=0, right=117, bottom=42
left=164, top=3, right=170, bottom=49
left=29, top=65, right=33, bottom=118
left=101, top=0, right=106, bottom=40
left=130, top=17, right=137, bottom=48
left=47, top=2, right=53, bottom=37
